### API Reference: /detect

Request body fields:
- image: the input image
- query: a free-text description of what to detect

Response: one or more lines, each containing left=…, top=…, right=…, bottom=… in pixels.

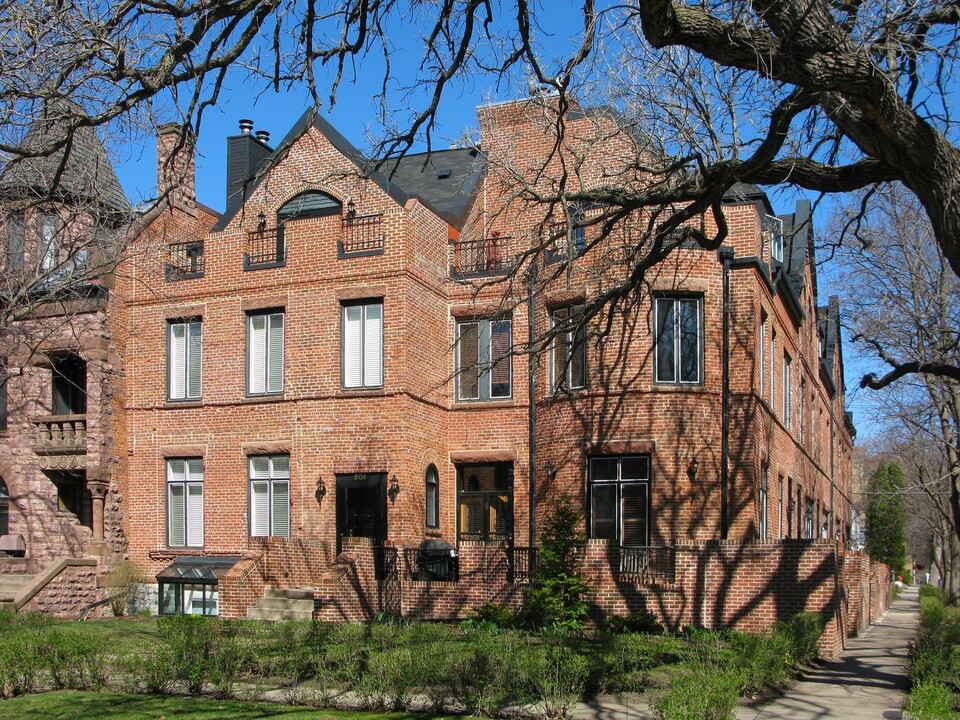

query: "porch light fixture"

left=346, top=199, right=357, bottom=218
left=257, top=210, right=267, bottom=232
left=388, top=474, right=400, bottom=502
left=544, top=460, right=557, bottom=479
left=315, top=476, right=326, bottom=502
left=687, top=457, right=699, bottom=482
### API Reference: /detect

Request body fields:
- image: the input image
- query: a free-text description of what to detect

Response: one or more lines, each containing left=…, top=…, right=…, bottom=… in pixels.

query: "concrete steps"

left=0, top=573, right=34, bottom=602
left=246, top=587, right=314, bottom=621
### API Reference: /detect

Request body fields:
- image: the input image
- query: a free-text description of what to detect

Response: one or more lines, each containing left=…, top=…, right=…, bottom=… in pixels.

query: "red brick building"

left=119, top=95, right=882, bottom=652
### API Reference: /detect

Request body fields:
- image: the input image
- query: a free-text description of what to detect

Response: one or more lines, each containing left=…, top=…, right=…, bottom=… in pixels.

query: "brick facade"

left=118, top=94, right=869, bottom=653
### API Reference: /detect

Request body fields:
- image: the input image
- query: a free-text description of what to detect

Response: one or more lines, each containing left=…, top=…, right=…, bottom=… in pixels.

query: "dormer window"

left=771, top=232, right=784, bottom=263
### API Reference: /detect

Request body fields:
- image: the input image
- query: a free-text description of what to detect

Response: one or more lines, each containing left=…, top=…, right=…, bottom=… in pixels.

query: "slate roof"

left=0, top=99, right=130, bottom=214
left=778, top=199, right=813, bottom=298
left=212, top=109, right=485, bottom=232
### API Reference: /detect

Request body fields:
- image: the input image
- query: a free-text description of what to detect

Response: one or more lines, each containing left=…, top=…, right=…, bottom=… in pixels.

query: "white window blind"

left=248, top=312, right=283, bottom=394
left=169, top=320, right=202, bottom=400
left=248, top=454, right=290, bottom=537
left=342, top=301, right=383, bottom=388
left=167, top=458, right=203, bottom=547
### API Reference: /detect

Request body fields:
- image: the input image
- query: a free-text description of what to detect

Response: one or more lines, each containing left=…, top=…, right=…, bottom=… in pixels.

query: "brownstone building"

left=0, top=100, right=131, bottom=613
left=119, top=95, right=883, bottom=653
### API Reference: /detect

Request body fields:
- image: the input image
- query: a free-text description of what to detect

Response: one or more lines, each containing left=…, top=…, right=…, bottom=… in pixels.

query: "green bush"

left=653, top=668, right=740, bottom=720
left=104, top=561, right=146, bottom=617
left=910, top=594, right=960, bottom=688
left=0, top=629, right=44, bottom=697
left=589, top=632, right=682, bottom=693
left=445, top=630, right=517, bottom=716
left=157, top=614, right=218, bottom=695
left=360, top=646, right=419, bottom=711
left=605, top=610, right=663, bottom=634
left=774, top=612, right=825, bottom=665
left=728, top=629, right=792, bottom=694
left=904, top=681, right=957, bottom=720
left=117, top=645, right=175, bottom=694
left=518, top=640, right=590, bottom=719
left=919, top=584, right=944, bottom=600
left=465, top=600, right=517, bottom=630
left=42, top=629, right=108, bottom=691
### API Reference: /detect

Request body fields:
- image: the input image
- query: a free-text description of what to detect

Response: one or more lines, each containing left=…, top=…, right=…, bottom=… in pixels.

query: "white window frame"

left=456, top=318, right=512, bottom=401
left=168, top=319, right=202, bottom=400
left=341, top=300, right=383, bottom=389
left=247, top=310, right=284, bottom=395
left=783, top=353, right=792, bottom=428
left=653, top=296, right=703, bottom=384
left=248, top=454, right=290, bottom=538
left=759, top=314, right=767, bottom=397
left=167, top=458, right=203, bottom=548
left=551, top=306, right=586, bottom=391
left=759, top=465, right=768, bottom=540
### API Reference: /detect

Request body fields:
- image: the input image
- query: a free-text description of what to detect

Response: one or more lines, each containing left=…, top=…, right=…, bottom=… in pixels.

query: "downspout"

left=719, top=247, right=735, bottom=540
left=526, top=264, right=539, bottom=548
left=829, top=395, right=836, bottom=542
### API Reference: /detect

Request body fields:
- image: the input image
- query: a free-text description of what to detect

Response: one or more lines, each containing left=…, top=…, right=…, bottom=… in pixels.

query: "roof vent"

left=255, top=130, right=270, bottom=143
left=238, top=119, right=254, bottom=135
left=437, top=169, right=452, bottom=179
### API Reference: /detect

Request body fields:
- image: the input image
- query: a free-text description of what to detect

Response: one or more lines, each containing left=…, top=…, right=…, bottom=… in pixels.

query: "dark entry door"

left=335, top=473, right=386, bottom=554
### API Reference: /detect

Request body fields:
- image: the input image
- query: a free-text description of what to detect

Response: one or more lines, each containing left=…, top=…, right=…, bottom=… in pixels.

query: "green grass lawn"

left=0, top=691, right=469, bottom=720
left=67, top=617, right=160, bottom=653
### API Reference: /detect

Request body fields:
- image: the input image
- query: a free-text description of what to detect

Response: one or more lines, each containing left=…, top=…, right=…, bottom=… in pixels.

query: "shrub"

left=910, top=594, right=960, bottom=688
left=117, top=646, right=175, bottom=694
left=42, top=629, right=108, bottom=691
left=104, top=561, right=146, bottom=617
left=653, top=668, right=740, bottom=720
left=728, top=629, right=792, bottom=694
left=522, top=499, right=591, bottom=631
left=589, top=633, right=682, bottom=694
left=465, top=600, right=517, bottom=630
left=774, top=612, right=825, bottom=665
left=605, top=610, right=663, bottom=634
left=157, top=614, right=217, bottom=695
left=361, top=646, right=419, bottom=711
left=445, top=630, right=515, bottom=716
left=904, top=681, right=957, bottom=720
left=518, top=641, right=590, bottom=719
left=919, top=584, right=944, bottom=600
left=0, top=629, right=43, bottom=697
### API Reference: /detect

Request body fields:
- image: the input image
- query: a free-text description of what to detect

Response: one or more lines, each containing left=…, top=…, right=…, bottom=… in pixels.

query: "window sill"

left=337, top=387, right=386, bottom=398
left=452, top=399, right=517, bottom=410
left=242, top=394, right=285, bottom=405
left=651, top=382, right=708, bottom=392
left=243, top=257, right=286, bottom=271
left=164, top=399, right=203, bottom=409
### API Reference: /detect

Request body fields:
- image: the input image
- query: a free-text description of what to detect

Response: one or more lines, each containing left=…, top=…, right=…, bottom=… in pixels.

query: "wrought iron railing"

left=31, top=414, right=87, bottom=453
left=507, top=546, right=537, bottom=584
left=617, top=545, right=676, bottom=583
left=374, top=545, right=400, bottom=582
left=404, top=547, right=460, bottom=582
left=341, top=213, right=385, bottom=255
left=451, top=235, right=512, bottom=276
left=245, top=227, right=285, bottom=267
left=165, top=241, right=204, bottom=279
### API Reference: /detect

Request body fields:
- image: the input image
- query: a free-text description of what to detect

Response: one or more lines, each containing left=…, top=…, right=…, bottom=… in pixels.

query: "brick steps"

left=246, top=587, right=314, bottom=621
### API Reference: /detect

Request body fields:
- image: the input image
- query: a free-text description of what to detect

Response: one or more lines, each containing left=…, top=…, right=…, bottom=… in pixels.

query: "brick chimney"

left=156, top=123, right=197, bottom=216
left=225, top=119, right=273, bottom=216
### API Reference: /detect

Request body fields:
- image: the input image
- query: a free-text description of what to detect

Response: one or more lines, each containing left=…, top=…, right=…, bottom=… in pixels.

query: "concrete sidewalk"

left=574, top=586, right=920, bottom=720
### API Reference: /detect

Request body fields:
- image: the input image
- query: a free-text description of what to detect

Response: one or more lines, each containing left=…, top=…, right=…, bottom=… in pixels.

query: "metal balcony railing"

left=340, top=213, right=385, bottom=256
left=374, top=545, right=399, bottom=582
left=165, top=241, right=204, bottom=279
left=404, top=547, right=460, bottom=582
left=245, top=227, right=285, bottom=268
left=32, top=414, right=87, bottom=454
left=451, top=234, right=512, bottom=276
left=507, top=546, right=537, bottom=584
left=617, top=545, right=676, bottom=583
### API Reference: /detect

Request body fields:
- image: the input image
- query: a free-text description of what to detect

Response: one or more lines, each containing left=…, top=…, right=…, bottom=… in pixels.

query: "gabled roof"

left=212, top=109, right=485, bottom=232
left=722, top=183, right=775, bottom=216
left=0, top=99, right=130, bottom=214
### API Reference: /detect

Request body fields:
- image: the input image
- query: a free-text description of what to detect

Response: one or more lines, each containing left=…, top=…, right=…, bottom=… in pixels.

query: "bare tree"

left=831, top=185, right=960, bottom=599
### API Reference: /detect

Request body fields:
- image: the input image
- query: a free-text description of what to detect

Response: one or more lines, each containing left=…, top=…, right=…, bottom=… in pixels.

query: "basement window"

left=156, top=556, right=239, bottom=616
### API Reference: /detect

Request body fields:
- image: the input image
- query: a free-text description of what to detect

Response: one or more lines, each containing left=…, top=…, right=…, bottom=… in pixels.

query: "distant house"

left=0, top=100, right=131, bottom=614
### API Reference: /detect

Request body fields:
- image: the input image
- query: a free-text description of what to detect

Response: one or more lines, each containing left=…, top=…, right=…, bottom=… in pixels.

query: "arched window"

left=0, top=477, right=9, bottom=536
left=425, top=465, right=439, bottom=528
left=277, top=191, right=342, bottom=224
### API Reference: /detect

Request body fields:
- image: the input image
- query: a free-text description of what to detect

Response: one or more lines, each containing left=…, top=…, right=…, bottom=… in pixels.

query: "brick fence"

left=218, top=537, right=890, bottom=657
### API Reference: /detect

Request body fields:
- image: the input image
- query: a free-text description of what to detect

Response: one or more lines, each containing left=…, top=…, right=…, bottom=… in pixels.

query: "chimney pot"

left=239, top=119, right=254, bottom=135
left=255, top=130, right=270, bottom=143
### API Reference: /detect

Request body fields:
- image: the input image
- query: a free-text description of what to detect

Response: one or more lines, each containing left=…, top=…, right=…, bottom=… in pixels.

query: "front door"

left=335, top=473, right=386, bottom=554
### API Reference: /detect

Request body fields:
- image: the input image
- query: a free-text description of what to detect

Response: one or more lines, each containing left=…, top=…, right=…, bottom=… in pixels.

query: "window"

left=783, top=353, right=792, bottom=428
left=759, top=313, right=767, bottom=397
left=457, top=463, right=513, bottom=541
left=759, top=466, right=768, bottom=540
left=51, top=354, right=86, bottom=415
left=168, top=319, right=202, bottom=400
left=0, top=477, right=8, bottom=536
left=167, top=458, right=203, bottom=548
left=546, top=213, right=586, bottom=262
left=41, top=214, right=58, bottom=271
left=0, top=359, right=7, bottom=432
left=799, top=379, right=806, bottom=443
left=157, top=557, right=238, bottom=616
left=771, top=231, right=784, bottom=263
left=770, top=331, right=777, bottom=409
left=247, top=311, right=284, bottom=395
left=342, top=300, right=383, bottom=389
left=778, top=477, right=784, bottom=539
left=551, top=306, right=586, bottom=391
left=456, top=318, right=511, bottom=400
left=249, top=455, right=290, bottom=538
left=589, top=456, right=650, bottom=546
left=6, top=212, right=23, bottom=270
left=804, top=497, right=815, bottom=539
left=425, top=465, right=439, bottom=528
left=654, top=296, right=702, bottom=384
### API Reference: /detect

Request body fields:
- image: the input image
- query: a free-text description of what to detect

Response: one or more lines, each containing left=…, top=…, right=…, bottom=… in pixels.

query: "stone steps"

left=246, top=587, right=314, bottom=622
left=0, top=573, right=34, bottom=602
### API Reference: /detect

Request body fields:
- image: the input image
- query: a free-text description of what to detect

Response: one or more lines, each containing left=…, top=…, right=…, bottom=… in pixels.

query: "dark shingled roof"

left=778, top=199, right=813, bottom=298
left=213, top=109, right=485, bottom=232
left=0, top=99, right=130, bottom=214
